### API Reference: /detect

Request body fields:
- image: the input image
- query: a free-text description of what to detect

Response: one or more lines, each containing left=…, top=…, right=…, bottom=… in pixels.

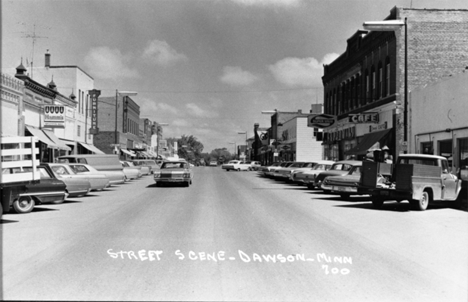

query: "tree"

left=167, top=135, right=204, bottom=165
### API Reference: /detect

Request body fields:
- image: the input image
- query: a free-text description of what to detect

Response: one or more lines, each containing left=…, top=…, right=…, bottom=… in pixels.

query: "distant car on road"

left=209, top=161, right=218, bottom=166
left=153, top=160, right=193, bottom=187
left=248, top=161, right=262, bottom=171
left=222, top=160, right=251, bottom=171
left=132, top=159, right=158, bottom=175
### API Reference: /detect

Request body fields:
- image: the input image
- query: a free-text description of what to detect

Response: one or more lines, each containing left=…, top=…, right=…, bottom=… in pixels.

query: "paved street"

left=1, top=167, right=467, bottom=301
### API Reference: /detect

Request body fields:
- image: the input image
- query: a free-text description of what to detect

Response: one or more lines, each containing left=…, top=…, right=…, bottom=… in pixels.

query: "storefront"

left=25, top=125, right=71, bottom=163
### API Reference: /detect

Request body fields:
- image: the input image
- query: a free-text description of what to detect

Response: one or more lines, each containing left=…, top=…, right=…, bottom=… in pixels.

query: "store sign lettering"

left=308, top=114, right=336, bottom=128
left=348, top=113, right=379, bottom=124
left=327, top=127, right=356, bottom=142
left=89, top=89, right=101, bottom=134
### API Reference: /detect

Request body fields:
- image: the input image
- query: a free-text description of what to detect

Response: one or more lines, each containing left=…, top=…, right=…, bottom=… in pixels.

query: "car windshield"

left=349, top=166, right=362, bottom=175
left=331, top=163, right=352, bottom=171
left=162, top=162, right=188, bottom=169
left=398, top=158, right=438, bottom=166
left=302, top=163, right=315, bottom=168
left=52, top=165, right=70, bottom=175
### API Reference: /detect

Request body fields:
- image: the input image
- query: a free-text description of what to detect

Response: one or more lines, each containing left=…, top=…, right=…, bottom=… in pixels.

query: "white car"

left=222, top=160, right=251, bottom=171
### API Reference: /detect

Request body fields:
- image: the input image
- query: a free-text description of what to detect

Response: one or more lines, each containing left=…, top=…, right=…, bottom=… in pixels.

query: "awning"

left=121, top=149, right=136, bottom=157
left=43, top=129, right=71, bottom=151
left=78, top=142, right=105, bottom=154
left=345, top=129, right=392, bottom=155
left=26, top=125, right=62, bottom=149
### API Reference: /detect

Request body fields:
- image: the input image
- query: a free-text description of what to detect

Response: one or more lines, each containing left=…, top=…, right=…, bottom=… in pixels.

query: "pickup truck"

left=359, top=154, right=463, bottom=211
left=1, top=136, right=40, bottom=217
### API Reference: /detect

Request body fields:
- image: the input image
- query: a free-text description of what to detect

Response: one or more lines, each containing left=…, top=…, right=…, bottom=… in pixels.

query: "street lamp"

left=237, top=131, right=248, bottom=160
left=228, top=142, right=236, bottom=159
left=363, top=19, right=408, bottom=143
left=115, top=90, right=138, bottom=145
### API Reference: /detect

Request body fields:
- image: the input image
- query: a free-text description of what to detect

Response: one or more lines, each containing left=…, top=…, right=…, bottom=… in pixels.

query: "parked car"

left=321, top=163, right=366, bottom=199
left=258, top=162, right=281, bottom=176
left=58, top=154, right=125, bottom=185
left=120, top=161, right=142, bottom=180
left=273, top=162, right=316, bottom=180
left=68, top=163, right=123, bottom=186
left=248, top=161, right=262, bottom=171
left=209, top=161, right=218, bottom=167
left=292, top=160, right=335, bottom=187
left=153, top=160, right=193, bottom=187
left=10, top=165, right=68, bottom=213
left=66, top=164, right=110, bottom=191
left=47, top=163, right=91, bottom=197
left=313, top=160, right=361, bottom=192
left=269, top=162, right=294, bottom=178
left=132, top=159, right=158, bottom=175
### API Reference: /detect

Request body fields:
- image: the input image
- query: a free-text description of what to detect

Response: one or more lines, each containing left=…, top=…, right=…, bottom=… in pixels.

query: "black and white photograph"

left=1, top=0, right=468, bottom=301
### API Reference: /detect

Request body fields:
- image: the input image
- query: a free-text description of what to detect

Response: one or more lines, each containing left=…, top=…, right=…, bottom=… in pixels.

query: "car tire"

left=306, top=184, right=315, bottom=190
left=371, top=198, right=384, bottom=209
left=323, top=190, right=331, bottom=194
left=340, top=193, right=350, bottom=199
left=184, top=181, right=190, bottom=187
left=12, top=196, right=35, bottom=214
left=237, top=168, right=240, bottom=171
left=411, top=191, right=430, bottom=211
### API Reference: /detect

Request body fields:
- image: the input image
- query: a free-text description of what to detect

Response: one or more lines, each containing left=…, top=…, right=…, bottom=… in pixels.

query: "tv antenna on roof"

left=18, top=22, right=50, bottom=79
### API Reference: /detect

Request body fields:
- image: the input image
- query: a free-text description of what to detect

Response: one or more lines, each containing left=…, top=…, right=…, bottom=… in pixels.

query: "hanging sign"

left=43, top=105, right=65, bottom=128
left=88, top=89, right=101, bottom=134
left=308, top=114, right=336, bottom=128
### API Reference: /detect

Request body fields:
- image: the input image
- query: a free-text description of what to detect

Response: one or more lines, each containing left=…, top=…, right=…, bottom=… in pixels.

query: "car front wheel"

left=411, top=191, right=430, bottom=211
left=13, top=196, right=35, bottom=213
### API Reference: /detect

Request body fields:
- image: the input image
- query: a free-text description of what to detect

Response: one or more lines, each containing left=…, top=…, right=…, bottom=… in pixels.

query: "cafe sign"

left=43, top=105, right=65, bottom=128
left=348, top=112, right=379, bottom=124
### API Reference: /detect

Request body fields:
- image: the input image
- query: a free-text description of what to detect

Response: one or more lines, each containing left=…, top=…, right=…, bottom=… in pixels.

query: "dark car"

left=313, top=160, right=362, bottom=192
left=10, top=165, right=68, bottom=214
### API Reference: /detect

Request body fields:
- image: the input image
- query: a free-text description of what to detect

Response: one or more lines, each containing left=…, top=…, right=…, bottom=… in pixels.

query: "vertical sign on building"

left=88, top=89, right=101, bottom=134
left=122, top=97, right=128, bottom=133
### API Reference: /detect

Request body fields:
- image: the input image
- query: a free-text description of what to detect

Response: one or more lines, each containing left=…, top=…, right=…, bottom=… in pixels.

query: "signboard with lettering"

left=43, top=105, right=65, bottom=128
left=308, top=114, right=336, bottom=128
left=348, top=113, right=379, bottom=124
left=88, top=89, right=101, bottom=134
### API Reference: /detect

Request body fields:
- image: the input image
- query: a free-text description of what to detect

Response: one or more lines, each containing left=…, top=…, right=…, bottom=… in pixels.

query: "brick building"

left=93, top=95, right=142, bottom=158
left=322, top=6, right=468, bottom=160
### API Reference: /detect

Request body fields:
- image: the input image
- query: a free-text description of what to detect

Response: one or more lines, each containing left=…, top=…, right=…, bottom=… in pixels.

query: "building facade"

left=322, top=6, right=468, bottom=160
left=1, top=73, right=24, bottom=137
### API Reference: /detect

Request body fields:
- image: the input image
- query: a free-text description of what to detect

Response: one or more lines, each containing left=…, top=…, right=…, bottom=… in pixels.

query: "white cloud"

left=83, top=47, right=139, bottom=79
left=186, top=103, right=218, bottom=118
left=268, top=53, right=340, bottom=87
left=230, top=0, right=301, bottom=7
left=142, top=40, right=188, bottom=67
left=220, top=66, right=259, bottom=86
left=172, top=119, right=190, bottom=127
left=140, top=100, right=179, bottom=115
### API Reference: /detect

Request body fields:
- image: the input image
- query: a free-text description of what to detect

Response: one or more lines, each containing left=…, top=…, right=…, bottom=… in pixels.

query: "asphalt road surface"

left=2, top=167, right=467, bottom=301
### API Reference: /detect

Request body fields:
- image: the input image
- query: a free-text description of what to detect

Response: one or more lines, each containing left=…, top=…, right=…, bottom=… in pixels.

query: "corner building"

left=322, top=6, right=468, bottom=160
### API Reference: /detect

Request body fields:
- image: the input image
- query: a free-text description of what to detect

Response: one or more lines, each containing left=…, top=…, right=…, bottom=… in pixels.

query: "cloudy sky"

left=3, top=0, right=467, bottom=152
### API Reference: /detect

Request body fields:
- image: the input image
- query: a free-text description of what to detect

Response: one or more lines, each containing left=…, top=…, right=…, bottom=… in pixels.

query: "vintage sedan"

left=153, top=160, right=193, bottom=187
left=321, top=163, right=364, bottom=199
left=10, top=165, right=68, bottom=213
left=258, top=162, right=281, bottom=176
left=120, top=161, right=142, bottom=180
left=268, top=162, right=293, bottom=178
left=273, top=162, right=316, bottom=180
left=68, top=163, right=124, bottom=185
left=222, top=160, right=251, bottom=171
left=47, top=163, right=91, bottom=197
left=313, top=160, right=362, bottom=192
left=66, top=164, right=110, bottom=191
left=292, top=160, right=335, bottom=187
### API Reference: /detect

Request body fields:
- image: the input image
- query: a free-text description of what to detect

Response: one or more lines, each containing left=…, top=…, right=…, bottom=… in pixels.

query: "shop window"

left=439, top=139, right=452, bottom=166
left=421, top=142, right=433, bottom=154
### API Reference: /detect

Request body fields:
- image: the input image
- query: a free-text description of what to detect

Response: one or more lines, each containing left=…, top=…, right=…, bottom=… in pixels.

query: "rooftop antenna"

left=19, top=23, right=49, bottom=79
